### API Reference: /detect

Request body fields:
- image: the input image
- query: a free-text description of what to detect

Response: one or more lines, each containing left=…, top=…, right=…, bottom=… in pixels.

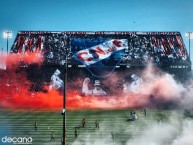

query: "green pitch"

left=0, top=109, right=63, bottom=145
left=66, top=109, right=176, bottom=145
left=0, top=109, right=185, bottom=145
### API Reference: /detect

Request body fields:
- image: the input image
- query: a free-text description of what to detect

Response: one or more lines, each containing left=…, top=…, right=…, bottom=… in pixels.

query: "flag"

left=49, top=69, right=64, bottom=90
left=176, top=35, right=186, bottom=56
left=161, top=37, right=171, bottom=55
left=74, top=39, right=128, bottom=77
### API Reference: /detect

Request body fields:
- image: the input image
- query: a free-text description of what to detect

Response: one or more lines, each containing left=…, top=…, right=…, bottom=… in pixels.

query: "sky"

left=0, top=0, right=193, bottom=61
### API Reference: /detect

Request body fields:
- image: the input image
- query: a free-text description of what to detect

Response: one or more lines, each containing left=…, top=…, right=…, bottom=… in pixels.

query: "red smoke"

left=6, top=52, right=43, bottom=69
left=0, top=52, right=62, bottom=110
left=0, top=52, right=191, bottom=110
left=66, top=91, right=150, bottom=110
left=65, top=63, right=189, bottom=110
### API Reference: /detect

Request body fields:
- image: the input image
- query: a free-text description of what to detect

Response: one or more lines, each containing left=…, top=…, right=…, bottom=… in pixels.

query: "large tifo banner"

left=74, top=39, right=127, bottom=76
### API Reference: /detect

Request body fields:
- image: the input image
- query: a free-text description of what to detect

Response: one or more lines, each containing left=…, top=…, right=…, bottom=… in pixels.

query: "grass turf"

left=0, top=109, right=184, bottom=145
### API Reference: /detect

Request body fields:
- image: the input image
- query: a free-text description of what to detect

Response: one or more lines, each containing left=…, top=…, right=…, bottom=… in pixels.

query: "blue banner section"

left=73, top=39, right=127, bottom=77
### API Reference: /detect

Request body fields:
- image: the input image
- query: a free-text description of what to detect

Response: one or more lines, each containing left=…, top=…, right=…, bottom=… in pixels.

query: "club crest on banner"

left=74, top=39, right=128, bottom=77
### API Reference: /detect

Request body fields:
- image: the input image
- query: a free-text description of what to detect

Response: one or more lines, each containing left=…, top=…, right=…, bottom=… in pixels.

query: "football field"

left=0, top=109, right=189, bottom=145
left=66, top=109, right=182, bottom=145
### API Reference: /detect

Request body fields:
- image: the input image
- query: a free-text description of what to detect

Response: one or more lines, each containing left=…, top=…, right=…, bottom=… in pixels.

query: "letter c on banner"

left=78, top=52, right=92, bottom=62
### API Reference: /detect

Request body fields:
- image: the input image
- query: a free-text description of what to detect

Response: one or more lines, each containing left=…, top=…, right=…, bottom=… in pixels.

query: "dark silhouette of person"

left=50, top=132, right=55, bottom=142
left=82, top=118, right=86, bottom=128
left=95, top=120, right=99, bottom=130
left=34, top=121, right=38, bottom=131
left=74, top=129, right=78, bottom=138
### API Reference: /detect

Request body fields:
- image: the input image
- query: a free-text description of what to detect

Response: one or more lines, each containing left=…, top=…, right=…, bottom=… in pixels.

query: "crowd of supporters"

left=10, top=32, right=189, bottom=66
left=43, top=33, right=71, bottom=65
left=121, top=34, right=187, bottom=65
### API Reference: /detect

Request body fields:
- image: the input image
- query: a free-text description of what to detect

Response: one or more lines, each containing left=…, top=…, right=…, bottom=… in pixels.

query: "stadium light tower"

left=3, top=31, right=12, bottom=54
left=185, top=32, right=193, bottom=59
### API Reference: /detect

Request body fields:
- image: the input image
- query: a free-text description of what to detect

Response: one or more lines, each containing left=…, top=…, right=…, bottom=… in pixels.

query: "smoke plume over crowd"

left=0, top=52, right=62, bottom=109
left=0, top=51, right=193, bottom=110
left=67, top=63, right=193, bottom=110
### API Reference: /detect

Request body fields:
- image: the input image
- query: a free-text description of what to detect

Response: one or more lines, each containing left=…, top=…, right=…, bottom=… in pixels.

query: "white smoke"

left=68, top=63, right=193, bottom=144
left=127, top=63, right=193, bottom=108
left=126, top=111, right=182, bottom=145
left=71, top=111, right=193, bottom=145
left=171, top=119, right=193, bottom=145
left=125, top=112, right=193, bottom=145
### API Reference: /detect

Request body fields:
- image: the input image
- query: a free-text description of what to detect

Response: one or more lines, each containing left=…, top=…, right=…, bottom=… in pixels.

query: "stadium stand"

left=10, top=31, right=191, bottom=82
left=11, top=31, right=190, bottom=65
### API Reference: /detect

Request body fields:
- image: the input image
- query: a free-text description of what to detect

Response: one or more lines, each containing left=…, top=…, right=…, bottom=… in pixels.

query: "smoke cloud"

left=66, top=63, right=192, bottom=110
left=0, top=51, right=62, bottom=109
left=72, top=111, right=193, bottom=145
left=0, top=51, right=193, bottom=110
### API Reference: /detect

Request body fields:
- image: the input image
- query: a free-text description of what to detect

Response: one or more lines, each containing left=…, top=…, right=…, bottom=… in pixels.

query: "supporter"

left=92, top=80, right=106, bottom=96
left=82, top=78, right=92, bottom=95
left=50, top=131, right=55, bottom=142
left=74, top=129, right=78, bottom=138
left=144, top=108, right=147, bottom=117
left=111, top=131, right=115, bottom=142
left=82, top=118, right=86, bottom=128
left=34, top=121, right=38, bottom=131
left=81, top=78, right=106, bottom=96
left=95, top=120, right=99, bottom=130
left=127, top=111, right=138, bottom=121
left=133, top=112, right=138, bottom=120
left=123, top=74, right=143, bottom=93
